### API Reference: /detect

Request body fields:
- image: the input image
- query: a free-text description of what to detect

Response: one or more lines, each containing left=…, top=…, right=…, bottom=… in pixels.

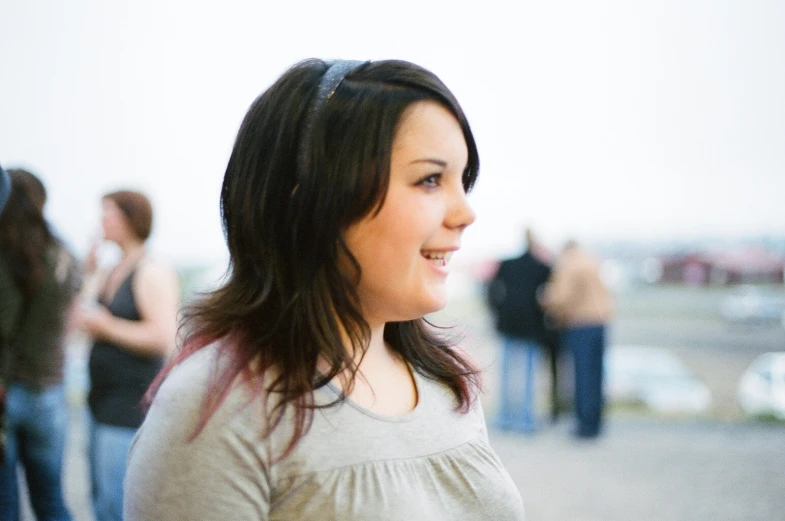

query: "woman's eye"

left=418, top=174, right=441, bottom=188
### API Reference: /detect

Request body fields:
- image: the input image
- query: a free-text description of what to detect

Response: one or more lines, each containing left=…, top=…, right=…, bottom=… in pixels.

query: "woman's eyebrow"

left=408, top=158, right=447, bottom=167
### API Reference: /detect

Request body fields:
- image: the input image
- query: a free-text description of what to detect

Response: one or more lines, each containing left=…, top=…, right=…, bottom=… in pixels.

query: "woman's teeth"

left=422, top=251, right=450, bottom=267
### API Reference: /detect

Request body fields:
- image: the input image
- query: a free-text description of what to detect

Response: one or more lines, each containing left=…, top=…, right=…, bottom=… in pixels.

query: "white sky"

left=2, top=0, right=784, bottom=265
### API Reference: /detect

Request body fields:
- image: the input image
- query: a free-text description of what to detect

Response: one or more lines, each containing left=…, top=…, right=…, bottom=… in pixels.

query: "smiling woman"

left=344, top=101, right=476, bottom=327
left=123, top=58, right=525, bottom=521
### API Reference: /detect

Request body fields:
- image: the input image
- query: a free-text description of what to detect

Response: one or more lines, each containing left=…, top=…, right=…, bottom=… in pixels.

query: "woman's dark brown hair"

left=0, top=169, right=57, bottom=299
left=149, top=59, right=481, bottom=457
left=102, top=190, right=153, bottom=241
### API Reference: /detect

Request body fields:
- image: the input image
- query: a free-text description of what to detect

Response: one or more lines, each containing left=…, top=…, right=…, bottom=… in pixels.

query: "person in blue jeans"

left=1, top=385, right=71, bottom=521
left=487, top=229, right=553, bottom=432
left=76, top=190, right=179, bottom=521
left=0, top=164, right=10, bottom=212
left=87, top=417, right=138, bottom=521
left=0, top=169, right=81, bottom=521
left=541, top=240, right=613, bottom=439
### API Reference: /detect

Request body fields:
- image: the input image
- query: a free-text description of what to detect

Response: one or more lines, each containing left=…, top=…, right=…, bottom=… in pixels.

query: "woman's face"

left=343, top=100, right=476, bottom=327
left=101, top=198, right=133, bottom=244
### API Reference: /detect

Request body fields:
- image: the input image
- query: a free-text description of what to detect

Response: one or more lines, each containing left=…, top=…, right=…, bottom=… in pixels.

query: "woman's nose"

left=446, top=187, right=476, bottom=231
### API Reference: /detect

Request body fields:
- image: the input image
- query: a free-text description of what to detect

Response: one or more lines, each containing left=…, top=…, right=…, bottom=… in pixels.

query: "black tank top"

left=88, top=267, right=163, bottom=428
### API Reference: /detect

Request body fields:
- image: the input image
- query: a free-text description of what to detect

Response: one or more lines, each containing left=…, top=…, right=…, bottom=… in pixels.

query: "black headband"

left=297, top=60, right=365, bottom=177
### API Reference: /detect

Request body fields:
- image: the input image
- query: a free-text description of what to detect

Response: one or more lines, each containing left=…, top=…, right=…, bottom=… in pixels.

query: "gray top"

left=124, top=345, right=525, bottom=520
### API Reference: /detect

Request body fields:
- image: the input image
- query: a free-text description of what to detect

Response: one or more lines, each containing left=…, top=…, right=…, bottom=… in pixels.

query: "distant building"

left=658, top=254, right=712, bottom=285
left=709, top=248, right=785, bottom=284
left=654, top=248, right=784, bottom=285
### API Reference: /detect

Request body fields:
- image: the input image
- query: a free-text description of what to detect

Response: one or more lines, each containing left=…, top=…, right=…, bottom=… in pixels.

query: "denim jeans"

left=562, top=324, right=606, bottom=438
left=0, top=383, right=72, bottom=521
left=88, top=416, right=137, bottom=521
left=495, top=336, right=541, bottom=432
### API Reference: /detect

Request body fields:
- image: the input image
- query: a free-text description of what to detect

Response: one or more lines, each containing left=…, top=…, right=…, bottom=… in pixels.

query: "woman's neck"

left=347, top=321, right=418, bottom=415
left=118, top=240, right=146, bottom=262
left=356, top=324, right=390, bottom=366
left=324, top=322, right=399, bottom=381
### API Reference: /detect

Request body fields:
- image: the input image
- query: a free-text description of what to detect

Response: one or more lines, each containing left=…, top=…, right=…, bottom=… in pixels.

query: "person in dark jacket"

left=487, top=229, right=553, bottom=431
left=0, top=168, right=80, bottom=521
left=0, top=165, right=10, bottom=212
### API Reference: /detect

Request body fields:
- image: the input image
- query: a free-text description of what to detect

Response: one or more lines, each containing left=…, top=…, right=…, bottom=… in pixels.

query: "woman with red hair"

left=76, top=190, right=179, bottom=521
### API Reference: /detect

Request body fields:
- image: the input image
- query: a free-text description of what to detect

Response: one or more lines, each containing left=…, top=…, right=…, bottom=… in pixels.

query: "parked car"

left=605, top=345, right=711, bottom=414
left=720, top=285, right=785, bottom=324
left=737, top=352, right=785, bottom=419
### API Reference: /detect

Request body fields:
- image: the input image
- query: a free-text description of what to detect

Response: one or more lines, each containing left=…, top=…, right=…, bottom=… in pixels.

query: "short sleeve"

left=470, top=396, right=492, bottom=446
left=124, top=355, right=272, bottom=521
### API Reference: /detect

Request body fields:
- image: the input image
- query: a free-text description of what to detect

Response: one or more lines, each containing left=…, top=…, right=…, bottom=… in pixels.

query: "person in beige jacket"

left=541, top=240, right=612, bottom=438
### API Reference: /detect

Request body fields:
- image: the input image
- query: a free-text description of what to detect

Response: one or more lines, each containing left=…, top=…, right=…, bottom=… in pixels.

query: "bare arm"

left=80, top=261, right=180, bottom=357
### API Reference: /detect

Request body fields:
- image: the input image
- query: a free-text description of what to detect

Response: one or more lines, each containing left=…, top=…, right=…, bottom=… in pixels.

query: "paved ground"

left=493, top=418, right=785, bottom=521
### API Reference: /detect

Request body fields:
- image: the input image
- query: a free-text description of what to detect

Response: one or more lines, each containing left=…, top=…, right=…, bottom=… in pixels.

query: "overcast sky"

left=2, top=0, right=784, bottom=265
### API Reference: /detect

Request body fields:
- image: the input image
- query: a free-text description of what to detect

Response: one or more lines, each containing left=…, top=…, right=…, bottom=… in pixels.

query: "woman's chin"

left=417, top=294, right=450, bottom=318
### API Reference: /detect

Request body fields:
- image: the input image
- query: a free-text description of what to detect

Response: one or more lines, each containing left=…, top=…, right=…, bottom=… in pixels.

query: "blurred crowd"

left=486, top=228, right=613, bottom=439
left=0, top=165, right=178, bottom=521
left=0, top=163, right=617, bottom=520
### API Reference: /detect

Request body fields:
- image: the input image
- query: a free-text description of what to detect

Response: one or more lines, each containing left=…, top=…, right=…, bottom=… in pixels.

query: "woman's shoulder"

left=127, top=342, right=275, bottom=519
left=417, top=371, right=487, bottom=426
left=155, top=343, right=235, bottom=408
left=152, top=343, right=267, bottom=432
left=145, top=345, right=247, bottom=444
left=134, top=256, right=178, bottom=283
left=159, top=344, right=216, bottom=389
left=131, top=256, right=180, bottom=300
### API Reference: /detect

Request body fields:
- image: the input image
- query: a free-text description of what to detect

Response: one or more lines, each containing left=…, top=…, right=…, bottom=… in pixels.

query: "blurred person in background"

left=541, top=240, right=613, bottom=439
left=0, top=165, right=10, bottom=212
left=124, top=58, right=525, bottom=520
left=0, top=168, right=81, bottom=521
left=487, top=228, right=554, bottom=432
left=75, top=190, right=179, bottom=521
